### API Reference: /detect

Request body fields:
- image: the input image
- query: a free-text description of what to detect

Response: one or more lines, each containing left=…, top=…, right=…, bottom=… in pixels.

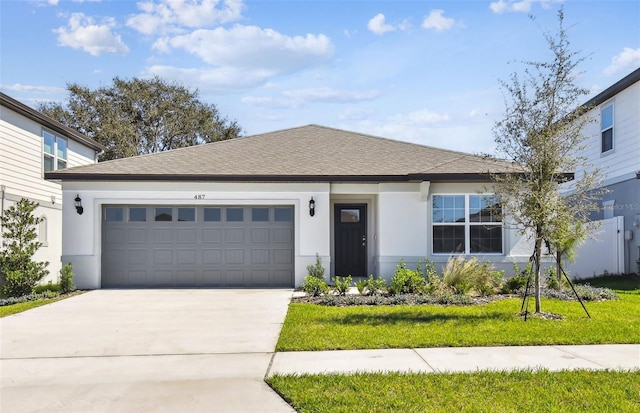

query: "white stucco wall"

left=61, top=179, right=536, bottom=289
left=61, top=181, right=331, bottom=289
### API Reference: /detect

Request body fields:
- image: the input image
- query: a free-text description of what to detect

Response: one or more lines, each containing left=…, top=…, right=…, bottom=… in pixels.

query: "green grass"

left=0, top=297, right=67, bottom=317
left=267, top=370, right=640, bottom=413
left=277, top=275, right=640, bottom=351
left=576, top=274, right=640, bottom=291
left=277, top=295, right=640, bottom=350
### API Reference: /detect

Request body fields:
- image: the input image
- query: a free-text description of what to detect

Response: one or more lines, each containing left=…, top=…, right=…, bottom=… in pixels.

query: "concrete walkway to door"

left=0, top=289, right=296, bottom=413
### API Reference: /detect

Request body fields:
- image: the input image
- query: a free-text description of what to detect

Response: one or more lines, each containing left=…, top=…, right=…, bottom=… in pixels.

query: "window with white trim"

left=601, top=103, right=614, bottom=153
left=432, top=194, right=503, bottom=254
left=43, top=130, right=67, bottom=172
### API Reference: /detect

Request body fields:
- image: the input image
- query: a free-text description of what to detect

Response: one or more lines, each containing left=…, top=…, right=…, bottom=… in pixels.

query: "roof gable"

left=0, top=92, right=106, bottom=152
left=46, top=124, right=520, bottom=182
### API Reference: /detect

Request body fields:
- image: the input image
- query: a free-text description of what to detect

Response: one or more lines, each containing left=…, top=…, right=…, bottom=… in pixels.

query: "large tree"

left=492, top=9, right=604, bottom=313
left=39, top=76, right=242, bottom=160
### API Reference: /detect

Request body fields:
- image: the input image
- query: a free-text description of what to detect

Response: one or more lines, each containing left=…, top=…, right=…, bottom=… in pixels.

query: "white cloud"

left=282, top=87, right=380, bottom=103
left=127, top=0, right=245, bottom=35
left=489, top=0, right=562, bottom=14
left=421, top=9, right=455, bottom=32
left=367, top=13, right=395, bottom=35
left=146, top=65, right=273, bottom=91
left=154, top=25, right=334, bottom=75
left=339, top=107, right=373, bottom=121
left=603, top=47, right=640, bottom=76
left=242, top=87, right=380, bottom=109
left=0, top=83, right=65, bottom=94
left=54, top=13, right=129, bottom=56
left=390, top=108, right=450, bottom=124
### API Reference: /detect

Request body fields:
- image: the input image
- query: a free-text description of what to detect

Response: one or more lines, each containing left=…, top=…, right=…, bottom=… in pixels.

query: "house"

left=46, top=124, right=538, bottom=289
left=0, top=92, right=105, bottom=283
left=568, top=68, right=640, bottom=275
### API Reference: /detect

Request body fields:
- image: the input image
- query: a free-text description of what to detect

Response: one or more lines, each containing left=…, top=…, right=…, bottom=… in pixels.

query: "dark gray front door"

left=101, top=205, right=294, bottom=288
left=334, top=204, right=367, bottom=277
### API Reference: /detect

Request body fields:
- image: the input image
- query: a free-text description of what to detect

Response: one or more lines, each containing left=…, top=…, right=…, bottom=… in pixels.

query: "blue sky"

left=1, top=0, right=639, bottom=154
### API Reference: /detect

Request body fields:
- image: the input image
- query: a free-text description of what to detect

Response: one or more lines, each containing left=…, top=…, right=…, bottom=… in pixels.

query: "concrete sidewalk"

left=267, top=344, right=640, bottom=376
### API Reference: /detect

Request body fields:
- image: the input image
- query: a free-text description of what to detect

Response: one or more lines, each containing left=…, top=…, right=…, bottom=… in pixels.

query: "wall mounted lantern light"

left=74, top=195, right=84, bottom=215
left=309, top=197, right=315, bottom=217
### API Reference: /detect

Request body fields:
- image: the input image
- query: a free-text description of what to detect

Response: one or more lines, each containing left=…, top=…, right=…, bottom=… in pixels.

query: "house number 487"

left=194, top=194, right=206, bottom=200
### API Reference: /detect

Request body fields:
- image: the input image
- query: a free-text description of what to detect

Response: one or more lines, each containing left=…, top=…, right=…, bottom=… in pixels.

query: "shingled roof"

left=45, top=124, right=522, bottom=183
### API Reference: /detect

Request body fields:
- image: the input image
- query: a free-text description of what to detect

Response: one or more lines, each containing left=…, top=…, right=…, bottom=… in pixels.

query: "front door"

left=334, top=204, right=367, bottom=277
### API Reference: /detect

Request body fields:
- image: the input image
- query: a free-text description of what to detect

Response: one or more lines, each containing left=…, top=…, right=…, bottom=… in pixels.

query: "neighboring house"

left=0, top=92, right=105, bottom=283
left=47, top=124, right=538, bottom=289
left=569, top=68, right=640, bottom=275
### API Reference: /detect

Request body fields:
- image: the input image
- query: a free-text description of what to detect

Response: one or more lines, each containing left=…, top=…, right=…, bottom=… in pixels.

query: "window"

left=43, top=131, right=67, bottom=172
left=226, top=208, right=244, bottom=222
left=252, top=207, right=269, bottom=222
left=129, top=208, right=146, bottom=222
left=432, top=194, right=503, bottom=254
left=155, top=207, right=172, bottom=221
left=274, top=207, right=292, bottom=222
left=105, top=207, right=124, bottom=222
left=203, top=208, right=221, bottom=222
left=177, top=207, right=195, bottom=222
left=340, top=209, right=360, bottom=223
left=601, top=103, right=614, bottom=153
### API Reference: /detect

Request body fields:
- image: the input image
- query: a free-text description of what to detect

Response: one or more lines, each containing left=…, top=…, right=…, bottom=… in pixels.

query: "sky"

left=1, top=0, right=639, bottom=155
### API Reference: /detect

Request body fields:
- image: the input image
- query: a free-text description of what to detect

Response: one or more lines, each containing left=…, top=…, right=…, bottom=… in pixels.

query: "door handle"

left=362, top=234, right=366, bottom=247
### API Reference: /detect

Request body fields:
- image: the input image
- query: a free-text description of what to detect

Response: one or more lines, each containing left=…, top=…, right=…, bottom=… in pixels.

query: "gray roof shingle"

left=45, top=124, right=522, bottom=182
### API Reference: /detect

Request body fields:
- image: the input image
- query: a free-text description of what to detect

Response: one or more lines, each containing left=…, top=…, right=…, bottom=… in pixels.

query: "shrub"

left=356, top=274, right=386, bottom=296
left=33, top=283, right=62, bottom=294
left=59, top=263, right=75, bottom=293
left=388, top=259, right=426, bottom=295
left=502, top=275, right=528, bottom=294
left=0, top=199, right=49, bottom=298
left=423, top=258, right=444, bottom=294
left=307, top=254, right=325, bottom=280
left=301, top=275, right=329, bottom=296
left=442, top=256, right=502, bottom=296
left=332, top=275, right=352, bottom=296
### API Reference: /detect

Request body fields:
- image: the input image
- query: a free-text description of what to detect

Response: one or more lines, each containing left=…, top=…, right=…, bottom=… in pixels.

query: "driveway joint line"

left=0, top=351, right=275, bottom=361
left=412, top=348, right=438, bottom=373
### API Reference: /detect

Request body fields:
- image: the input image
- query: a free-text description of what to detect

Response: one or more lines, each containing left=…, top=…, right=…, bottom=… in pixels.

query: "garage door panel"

left=251, top=249, right=270, bottom=264
left=128, top=249, right=147, bottom=265
left=102, top=205, right=293, bottom=287
left=251, top=228, right=270, bottom=243
left=177, top=228, right=197, bottom=243
left=128, top=271, right=147, bottom=285
left=203, top=249, right=222, bottom=264
left=153, top=229, right=173, bottom=243
left=274, top=249, right=293, bottom=265
left=273, top=228, right=293, bottom=243
left=203, top=270, right=223, bottom=284
left=225, top=249, right=245, bottom=264
left=105, top=228, right=125, bottom=244
left=203, top=228, right=222, bottom=243
left=154, top=250, right=173, bottom=265
left=225, top=228, right=244, bottom=243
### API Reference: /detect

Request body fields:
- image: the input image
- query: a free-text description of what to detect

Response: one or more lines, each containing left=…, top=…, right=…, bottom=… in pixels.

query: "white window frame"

left=600, top=102, right=614, bottom=154
left=431, top=194, right=504, bottom=255
left=42, top=130, right=68, bottom=173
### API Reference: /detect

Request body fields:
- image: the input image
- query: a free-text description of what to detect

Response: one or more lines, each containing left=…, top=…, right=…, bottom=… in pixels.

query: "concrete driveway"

left=0, top=289, right=295, bottom=413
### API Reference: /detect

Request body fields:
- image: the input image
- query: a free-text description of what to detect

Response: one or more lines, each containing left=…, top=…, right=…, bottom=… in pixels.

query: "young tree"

left=0, top=199, right=49, bottom=297
left=492, top=9, right=603, bottom=313
left=38, top=76, right=243, bottom=161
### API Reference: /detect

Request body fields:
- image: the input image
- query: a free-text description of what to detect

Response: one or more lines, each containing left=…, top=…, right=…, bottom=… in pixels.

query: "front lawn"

left=267, top=369, right=640, bottom=413
left=277, top=294, right=640, bottom=350
left=0, top=296, right=67, bottom=317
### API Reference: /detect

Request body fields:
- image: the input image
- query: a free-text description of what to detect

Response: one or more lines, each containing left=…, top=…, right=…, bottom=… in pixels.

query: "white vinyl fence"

left=566, top=216, right=624, bottom=278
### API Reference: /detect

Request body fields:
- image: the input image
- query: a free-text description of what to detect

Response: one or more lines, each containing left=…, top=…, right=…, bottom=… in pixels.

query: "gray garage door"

left=101, top=205, right=294, bottom=288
